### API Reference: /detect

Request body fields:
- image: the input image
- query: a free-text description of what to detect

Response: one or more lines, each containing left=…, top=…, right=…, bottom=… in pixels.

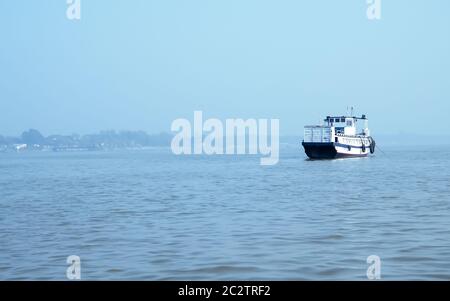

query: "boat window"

left=346, top=120, right=352, bottom=126
left=340, top=118, right=345, bottom=123
left=335, top=118, right=340, bottom=123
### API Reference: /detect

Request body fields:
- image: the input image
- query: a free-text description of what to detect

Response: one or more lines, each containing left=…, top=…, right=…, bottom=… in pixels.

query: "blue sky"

left=0, top=0, right=449, bottom=136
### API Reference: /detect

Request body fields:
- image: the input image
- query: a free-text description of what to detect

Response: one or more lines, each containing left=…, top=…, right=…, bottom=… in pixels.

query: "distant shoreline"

left=0, top=129, right=173, bottom=153
left=2, top=129, right=450, bottom=153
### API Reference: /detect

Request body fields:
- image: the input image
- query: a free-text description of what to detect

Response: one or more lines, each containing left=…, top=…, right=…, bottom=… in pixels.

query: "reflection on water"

left=1, top=145, right=450, bottom=280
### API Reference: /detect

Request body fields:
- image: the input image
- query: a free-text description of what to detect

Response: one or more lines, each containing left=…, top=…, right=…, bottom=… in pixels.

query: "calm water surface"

left=1, top=145, right=450, bottom=280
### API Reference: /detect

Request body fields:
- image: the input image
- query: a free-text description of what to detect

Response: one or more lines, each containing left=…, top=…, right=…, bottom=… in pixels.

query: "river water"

left=1, top=145, right=450, bottom=280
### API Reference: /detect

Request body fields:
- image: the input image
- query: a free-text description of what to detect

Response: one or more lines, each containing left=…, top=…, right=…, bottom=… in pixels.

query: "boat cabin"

left=324, top=115, right=369, bottom=137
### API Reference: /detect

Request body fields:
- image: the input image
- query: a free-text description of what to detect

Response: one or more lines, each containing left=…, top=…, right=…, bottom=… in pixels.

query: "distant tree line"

left=0, top=129, right=172, bottom=151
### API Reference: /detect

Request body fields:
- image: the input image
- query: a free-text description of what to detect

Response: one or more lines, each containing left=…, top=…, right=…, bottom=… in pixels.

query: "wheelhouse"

left=324, top=115, right=370, bottom=137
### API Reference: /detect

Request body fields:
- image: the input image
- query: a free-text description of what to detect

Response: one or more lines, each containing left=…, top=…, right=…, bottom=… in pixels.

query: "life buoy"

left=369, top=138, right=376, bottom=154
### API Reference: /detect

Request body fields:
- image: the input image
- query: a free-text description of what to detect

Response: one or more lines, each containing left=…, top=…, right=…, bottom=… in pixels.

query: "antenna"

left=351, top=106, right=354, bottom=117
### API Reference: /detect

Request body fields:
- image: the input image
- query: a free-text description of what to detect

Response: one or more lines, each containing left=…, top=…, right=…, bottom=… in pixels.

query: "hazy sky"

left=1, top=1, right=449, bottom=136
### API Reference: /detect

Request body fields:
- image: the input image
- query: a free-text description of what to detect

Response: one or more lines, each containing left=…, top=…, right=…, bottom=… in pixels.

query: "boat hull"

left=302, top=142, right=369, bottom=159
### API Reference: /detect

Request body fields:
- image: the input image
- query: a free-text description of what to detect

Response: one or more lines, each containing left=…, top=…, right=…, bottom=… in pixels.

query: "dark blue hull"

left=302, top=142, right=337, bottom=159
left=302, top=142, right=370, bottom=159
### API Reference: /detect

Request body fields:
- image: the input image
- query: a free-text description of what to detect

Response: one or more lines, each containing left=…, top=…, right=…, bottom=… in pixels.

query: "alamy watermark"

left=171, top=111, right=279, bottom=166
left=66, top=255, right=81, bottom=280
left=367, top=0, right=382, bottom=20
left=64, top=1, right=380, bottom=22
left=366, top=255, right=381, bottom=280
left=64, top=1, right=381, bottom=22
left=66, top=0, right=81, bottom=21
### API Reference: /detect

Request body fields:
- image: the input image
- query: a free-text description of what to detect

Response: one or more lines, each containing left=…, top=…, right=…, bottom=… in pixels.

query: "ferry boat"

left=302, top=114, right=375, bottom=159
